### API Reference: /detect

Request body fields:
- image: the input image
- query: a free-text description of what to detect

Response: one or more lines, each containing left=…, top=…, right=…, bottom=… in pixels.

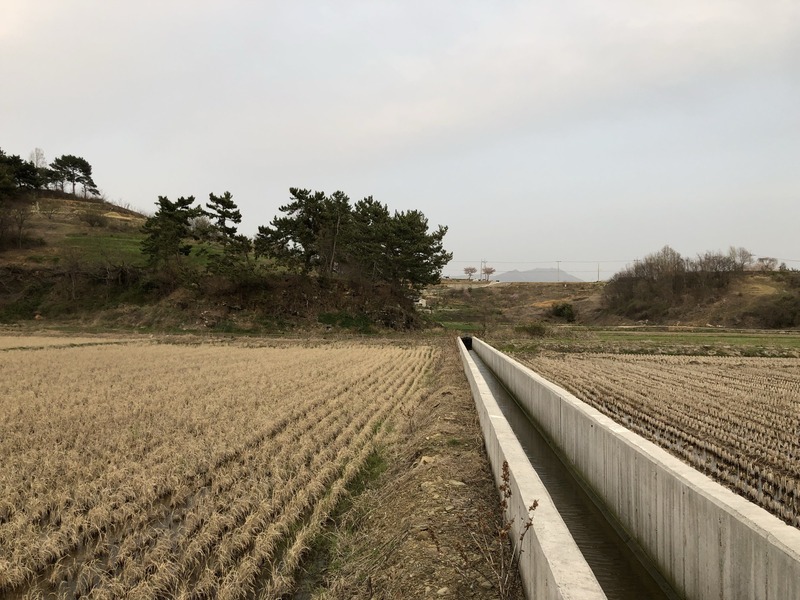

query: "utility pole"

left=556, top=261, right=561, bottom=282
left=597, top=262, right=600, bottom=282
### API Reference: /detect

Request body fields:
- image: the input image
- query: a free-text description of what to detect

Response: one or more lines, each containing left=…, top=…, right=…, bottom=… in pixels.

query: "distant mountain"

left=495, top=268, right=582, bottom=283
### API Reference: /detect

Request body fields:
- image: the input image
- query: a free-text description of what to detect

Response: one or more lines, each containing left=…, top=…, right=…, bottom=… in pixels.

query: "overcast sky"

left=2, top=1, right=799, bottom=279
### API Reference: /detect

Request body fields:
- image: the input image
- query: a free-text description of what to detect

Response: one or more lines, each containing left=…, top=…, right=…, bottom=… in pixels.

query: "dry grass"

left=519, top=352, right=800, bottom=526
left=0, top=336, right=436, bottom=598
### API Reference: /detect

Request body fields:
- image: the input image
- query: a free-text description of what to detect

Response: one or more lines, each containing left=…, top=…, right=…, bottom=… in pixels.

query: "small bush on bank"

left=550, top=302, right=576, bottom=322
left=319, top=311, right=374, bottom=333
left=514, top=321, right=550, bottom=337
left=79, top=210, right=109, bottom=228
left=749, top=293, right=800, bottom=328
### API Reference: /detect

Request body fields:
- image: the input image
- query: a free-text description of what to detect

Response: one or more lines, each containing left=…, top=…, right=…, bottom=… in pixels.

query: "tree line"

left=1, top=147, right=99, bottom=249
left=141, top=187, right=452, bottom=299
left=0, top=147, right=98, bottom=198
left=604, top=245, right=795, bottom=320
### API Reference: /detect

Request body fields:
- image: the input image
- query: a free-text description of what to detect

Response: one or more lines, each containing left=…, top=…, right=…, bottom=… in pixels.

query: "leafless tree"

left=29, top=147, right=47, bottom=169
left=728, top=246, right=754, bottom=271
left=40, top=201, right=59, bottom=220
left=464, top=266, right=477, bottom=280
left=61, top=247, right=85, bottom=301
left=693, top=250, right=735, bottom=274
left=0, top=201, right=10, bottom=247
left=756, top=257, right=778, bottom=271
left=482, top=265, right=496, bottom=281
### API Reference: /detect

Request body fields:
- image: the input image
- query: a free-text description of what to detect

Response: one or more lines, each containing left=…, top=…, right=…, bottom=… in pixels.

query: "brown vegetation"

left=426, top=271, right=799, bottom=331
left=0, top=196, right=145, bottom=265
left=0, top=338, right=435, bottom=597
left=0, top=334, right=522, bottom=599
left=519, top=353, right=800, bottom=526
left=316, top=336, right=525, bottom=599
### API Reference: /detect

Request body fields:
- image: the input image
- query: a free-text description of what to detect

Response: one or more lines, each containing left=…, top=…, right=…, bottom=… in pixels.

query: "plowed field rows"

left=519, top=353, right=800, bottom=527
left=0, top=338, right=436, bottom=599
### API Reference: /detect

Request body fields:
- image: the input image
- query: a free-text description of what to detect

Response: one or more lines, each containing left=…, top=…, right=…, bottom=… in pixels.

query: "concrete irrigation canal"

left=458, top=337, right=800, bottom=600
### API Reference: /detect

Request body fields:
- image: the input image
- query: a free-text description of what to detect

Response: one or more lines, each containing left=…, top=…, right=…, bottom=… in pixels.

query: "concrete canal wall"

left=470, top=337, right=800, bottom=600
left=457, top=338, right=606, bottom=599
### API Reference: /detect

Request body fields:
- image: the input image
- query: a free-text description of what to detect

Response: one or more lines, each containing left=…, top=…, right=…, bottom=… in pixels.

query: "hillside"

left=1, top=196, right=798, bottom=333
left=424, top=274, right=800, bottom=332
left=0, top=196, right=421, bottom=331
left=0, top=195, right=147, bottom=267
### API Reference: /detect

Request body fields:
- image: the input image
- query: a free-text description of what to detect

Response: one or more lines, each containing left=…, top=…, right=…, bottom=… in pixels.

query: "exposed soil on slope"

left=0, top=196, right=146, bottom=267
left=680, top=273, right=784, bottom=327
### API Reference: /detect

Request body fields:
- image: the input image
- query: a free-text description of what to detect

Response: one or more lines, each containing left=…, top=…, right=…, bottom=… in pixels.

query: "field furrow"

left=0, top=339, right=435, bottom=598
left=520, top=353, right=800, bottom=526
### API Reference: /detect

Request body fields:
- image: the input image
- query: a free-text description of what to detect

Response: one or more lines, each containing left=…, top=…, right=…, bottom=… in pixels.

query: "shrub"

left=318, top=311, right=374, bottom=333
left=750, top=293, right=800, bottom=328
left=550, top=302, right=576, bottom=322
left=79, top=210, right=108, bottom=228
left=514, top=321, right=550, bottom=337
left=773, top=270, right=800, bottom=289
left=603, top=245, right=748, bottom=318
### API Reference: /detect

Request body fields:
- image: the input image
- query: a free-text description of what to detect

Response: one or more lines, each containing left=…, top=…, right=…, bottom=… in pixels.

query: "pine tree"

left=140, top=196, right=202, bottom=267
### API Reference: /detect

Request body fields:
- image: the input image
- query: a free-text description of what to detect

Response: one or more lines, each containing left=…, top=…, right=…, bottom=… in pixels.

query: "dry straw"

left=525, top=353, right=800, bottom=526
left=0, top=339, right=434, bottom=597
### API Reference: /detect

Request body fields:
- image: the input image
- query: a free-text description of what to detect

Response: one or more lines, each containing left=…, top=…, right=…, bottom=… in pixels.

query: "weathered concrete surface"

left=471, top=337, right=800, bottom=600
left=457, top=339, right=606, bottom=600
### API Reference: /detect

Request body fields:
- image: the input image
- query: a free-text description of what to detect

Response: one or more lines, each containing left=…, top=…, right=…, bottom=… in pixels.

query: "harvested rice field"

left=517, top=352, right=800, bottom=527
left=0, top=336, right=442, bottom=598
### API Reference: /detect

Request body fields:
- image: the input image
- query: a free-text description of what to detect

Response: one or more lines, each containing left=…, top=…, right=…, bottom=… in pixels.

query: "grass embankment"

left=27, top=230, right=217, bottom=270
left=425, top=280, right=603, bottom=332
left=4, top=196, right=798, bottom=335
left=2, top=196, right=423, bottom=332
left=57, top=231, right=146, bottom=264
left=425, top=273, right=800, bottom=332
left=3, top=196, right=147, bottom=267
left=591, top=329, right=800, bottom=351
